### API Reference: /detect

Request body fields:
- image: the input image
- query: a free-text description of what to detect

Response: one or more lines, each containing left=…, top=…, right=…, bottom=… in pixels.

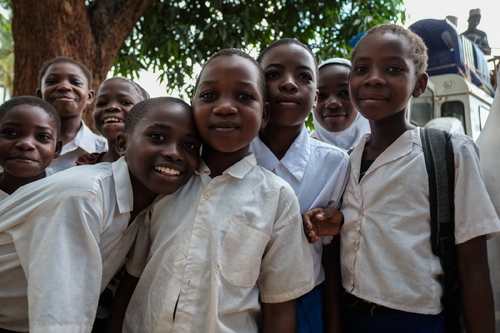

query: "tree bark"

left=12, top=0, right=157, bottom=131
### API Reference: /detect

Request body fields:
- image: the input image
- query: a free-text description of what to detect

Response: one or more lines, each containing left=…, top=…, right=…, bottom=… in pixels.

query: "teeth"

left=155, top=166, right=180, bottom=176
left=103, top=117, right=122, bottom=123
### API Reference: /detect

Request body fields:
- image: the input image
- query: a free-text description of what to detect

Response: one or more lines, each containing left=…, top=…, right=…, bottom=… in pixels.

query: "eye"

left=121, top=100, right=134, bottom=106
left=149, top=132, right=165, bottom=141
left=340, top=90, right=349, bottom=97
left=95, top=101, right=107, bottom=107
left=44, top=78, right=58, bottom=85
left=184, top=142, right=198, bottom=150
left=200, top=91, right=216, bottom=99
left=237, top=92, right=254, bottom=100
left=265, top=71, right=280, bottom=79
left=0, top=128, right=18, bottom=136
left=71, top=79, right=84, bottom=86
left=299, top=72, right=313, bottom=81
left=318, top=92, right=328, bottom=99
left=354, top=66, right=368, bottom=73
left=387, top=66, right=403, bottom=73
left=37, top=133, right=54, bottom=142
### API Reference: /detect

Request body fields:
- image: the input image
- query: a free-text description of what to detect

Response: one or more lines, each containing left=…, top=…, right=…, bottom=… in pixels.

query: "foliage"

left=114, top=0, right=405, bottom=99
left=0, top=9, right=13, bottom=101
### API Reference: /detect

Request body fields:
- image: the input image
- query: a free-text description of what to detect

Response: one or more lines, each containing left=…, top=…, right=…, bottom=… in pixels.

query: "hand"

left=302, top=207, right=343, bottom=243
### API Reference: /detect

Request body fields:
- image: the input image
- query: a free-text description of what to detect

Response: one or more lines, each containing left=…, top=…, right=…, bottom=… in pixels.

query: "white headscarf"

left=311, top=58, right=371, bottom=151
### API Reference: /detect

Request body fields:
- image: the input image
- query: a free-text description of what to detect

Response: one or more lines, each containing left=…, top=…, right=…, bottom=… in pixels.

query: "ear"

left=36, top=88, right=42, bottom=98
left=116, top=132, right=127, bottom=156
left=86, top=89, right=96, bottom=105
left=261, top=102, right=270, bottom=129
left=53, top=140, right=63, bottom=159
left=412, top=72, right=429, bottom=98
left=313, top=89, right=319, bottom=108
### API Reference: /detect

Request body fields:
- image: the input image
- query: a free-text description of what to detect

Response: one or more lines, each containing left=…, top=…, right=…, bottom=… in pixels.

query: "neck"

left=0, top=171, right=45, bottom=195
left=130, top=173, right=157, bottom=222
left=60, top=117, right=83, bottom=145
left=259, top=123, right=303, bottom=160
left=363, top=111, right=414, bottom=160
left=100, top=142, right=121, bottom=163
left=201, top=146, right=249, bottom=178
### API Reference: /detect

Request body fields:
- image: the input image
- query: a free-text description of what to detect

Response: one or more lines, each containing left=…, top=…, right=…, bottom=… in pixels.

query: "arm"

left=322, top=239, right=342, bottom=333
left=457, top=235, right=495, bottom=332
left=302, top=207, right=343, bottom=243
left=106, top=271, right=139, bottom=333
left=261, top=300, right=296, bottom=333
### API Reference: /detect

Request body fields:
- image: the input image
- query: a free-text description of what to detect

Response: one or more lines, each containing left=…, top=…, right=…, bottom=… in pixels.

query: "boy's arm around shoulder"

left=7, top=188, right=105, bottom=333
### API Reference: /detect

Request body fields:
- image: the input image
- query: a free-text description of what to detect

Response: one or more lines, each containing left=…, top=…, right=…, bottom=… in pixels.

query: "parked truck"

left=407, top=18, right=498, bottom=140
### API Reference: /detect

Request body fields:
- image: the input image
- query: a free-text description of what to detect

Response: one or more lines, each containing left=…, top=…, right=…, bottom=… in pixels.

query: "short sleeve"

left=452, top=135, right=500, bottom=243
left=258, top=186, right=315, bottom=303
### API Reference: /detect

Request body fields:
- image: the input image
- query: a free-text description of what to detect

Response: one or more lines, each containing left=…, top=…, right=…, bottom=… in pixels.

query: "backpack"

left=420, top=127, right=462, bottom=333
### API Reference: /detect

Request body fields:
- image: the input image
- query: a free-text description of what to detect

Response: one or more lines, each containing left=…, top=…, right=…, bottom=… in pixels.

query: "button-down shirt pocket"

left=219, top=217, right=271, bottom=288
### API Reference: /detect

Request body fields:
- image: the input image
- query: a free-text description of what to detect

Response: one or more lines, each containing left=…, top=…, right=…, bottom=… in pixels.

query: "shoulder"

left=309, top=138, right=350, bottom=162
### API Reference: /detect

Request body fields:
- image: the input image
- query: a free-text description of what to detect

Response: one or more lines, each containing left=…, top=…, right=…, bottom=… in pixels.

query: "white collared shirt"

left=49, top=121, right=108, bottom=172
left=0, top=157, right=146, bottom=332
left=124, top=154, right=314, bottom=333
left=250, top=126, right=350, bottom=285
left=341, top=127, right=500, bottom=314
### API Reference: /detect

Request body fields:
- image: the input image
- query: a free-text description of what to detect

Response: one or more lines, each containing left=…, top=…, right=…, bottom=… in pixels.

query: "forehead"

left=200, top=55, right=261, bottom=85
left=98, top=78, right=139, bottom=97
left=354, top=32, right=413, bottom=63
left=2, top=105, right=56, bottom=128
left=44, top=62, right=87, bottom=79
left=261, top=44, right=315, bottom=70
left=319, top=64, right=350, bottom=82
left=138, top=102, right=195, bottom=131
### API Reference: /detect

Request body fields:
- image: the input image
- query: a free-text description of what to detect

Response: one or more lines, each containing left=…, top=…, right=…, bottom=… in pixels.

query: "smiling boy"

left=118, top=49, right=314, bottom=333
left=0, top=97, right=200, bottom=332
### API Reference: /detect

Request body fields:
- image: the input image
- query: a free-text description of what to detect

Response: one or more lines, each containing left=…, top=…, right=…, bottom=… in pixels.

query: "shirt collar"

left=196, top=153, right=257, bottom=180
left=112, top=156, right=134, bottom=213
left=64, top=121, right=107, bottom=154
left=252, top=125, right=310, bottom=182
left=350, top=128, right=417, bottom=181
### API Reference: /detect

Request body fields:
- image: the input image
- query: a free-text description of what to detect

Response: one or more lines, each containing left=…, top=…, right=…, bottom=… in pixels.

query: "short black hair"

left=98, top=77, right=150, bottom=101
left=124, top=96, right=191, bottom=134
left=353, top=24, right=428, bottom=75
left=0, top=96, right=61, bottom=138
left=194, top=48, right=267, bottom=102
left=38, top=56, right=92, bottom=88
left=257, top=38, right=318, bottom=78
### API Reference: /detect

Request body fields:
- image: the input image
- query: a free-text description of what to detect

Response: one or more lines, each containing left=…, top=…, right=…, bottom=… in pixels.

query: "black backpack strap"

left=420, top=127, right=460, bottom=333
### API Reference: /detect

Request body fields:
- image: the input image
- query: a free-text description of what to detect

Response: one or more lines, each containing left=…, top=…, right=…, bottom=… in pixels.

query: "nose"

left=56, top=79, right=72, bottom=91
left=104, top=102, right=120, bottom=111
left=162, top=142, right=183, bottom=161
left=279, top=74, right=298, bottom=92
left=213, top=99, right=237, bottom=115
left=364, top=69, right=385, bottom=86
left=15, top=137, right=36, bottom=150
left=326, top=95, right=342, bottom=110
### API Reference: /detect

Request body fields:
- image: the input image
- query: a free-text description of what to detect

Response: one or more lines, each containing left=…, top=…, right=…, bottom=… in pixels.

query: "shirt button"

left=203, top=192, right=211, bottom=199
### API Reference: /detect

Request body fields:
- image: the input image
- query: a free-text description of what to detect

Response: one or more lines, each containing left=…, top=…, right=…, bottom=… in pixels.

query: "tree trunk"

left=12, top=0, right=157, bottom=131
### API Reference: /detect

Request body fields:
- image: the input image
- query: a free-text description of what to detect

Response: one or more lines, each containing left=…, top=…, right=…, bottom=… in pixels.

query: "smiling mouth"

left=103, top=117, right=124, bottom=124
left=154, top=166, right=181, bottom=176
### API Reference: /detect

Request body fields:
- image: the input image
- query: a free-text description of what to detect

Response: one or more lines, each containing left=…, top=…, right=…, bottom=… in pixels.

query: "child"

left=77, top=77, right=150, bottom=165
left=340, top=24, right=500, bottom=332
left=311, top=58, right=370, bottom=151
left=117, top=49, right=315, bottom=332
left=0, top=96, right=61, bottom=201
left=251, top=39, right=349, bottom=332
left=37, top=56, right=107, bottom=172
left=0, top=97, right=200, bottom=332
